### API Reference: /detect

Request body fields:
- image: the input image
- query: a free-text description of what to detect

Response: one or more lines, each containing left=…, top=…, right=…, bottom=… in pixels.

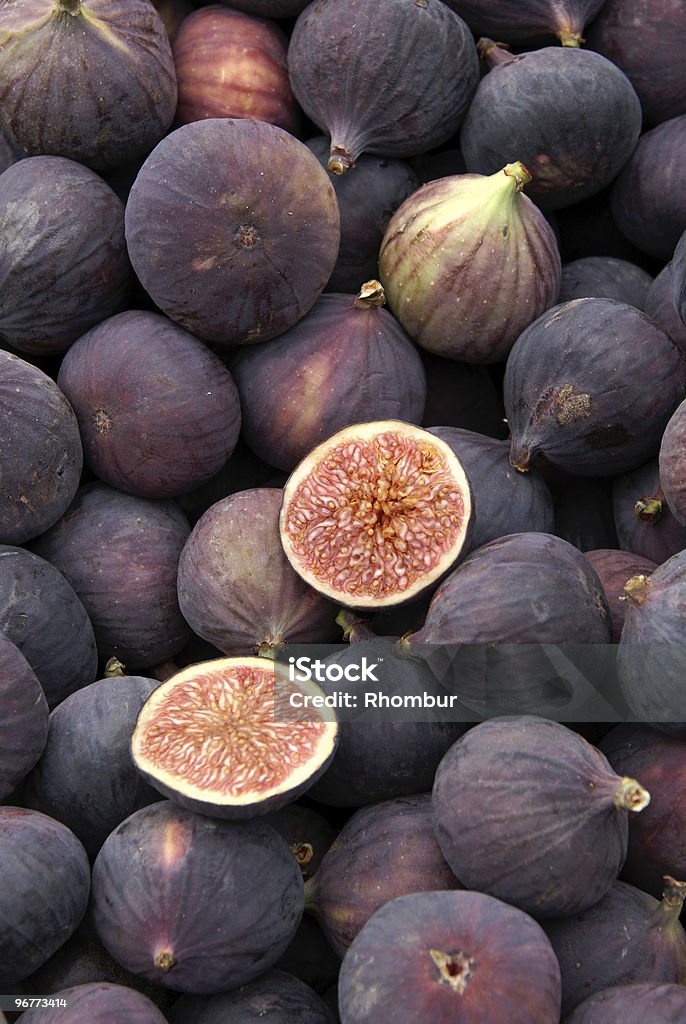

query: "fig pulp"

left=379, top=162, right=560, bottom=363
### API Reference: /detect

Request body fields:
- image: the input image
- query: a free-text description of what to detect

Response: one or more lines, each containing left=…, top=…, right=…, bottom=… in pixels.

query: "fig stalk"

left=615, top=776, right=651, bottom=812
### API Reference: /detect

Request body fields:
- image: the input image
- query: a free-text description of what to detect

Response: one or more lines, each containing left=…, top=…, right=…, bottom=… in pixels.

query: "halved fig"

left=278, top=421, right=474, bottom=609
left=131, top=656, right=338, bottom=819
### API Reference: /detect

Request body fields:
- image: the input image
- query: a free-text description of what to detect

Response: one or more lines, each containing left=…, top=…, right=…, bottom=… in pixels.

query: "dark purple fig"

left=600, top=725, right=686, bottom=896
left=0, top=807, right=90, bottom=986
left=567, top=981, right=686, bottom=1023
left=262, top=803, right=338, bottom=880
left=505, top=298, right=686, bottom=477
left=288, top=0, right=479, bottom=173
left=558, top=256, right=654, bottom=308
left=90, top=801, right=304, bottom=994
left=442, top=0, right=605, bottom=46
left=610, top=116, right=686, bottom=261
left=612, top=458, right=686, bottom=563
left=56, top=310, right=241, bottom=498
left=152, top=0, right=193, bottom=43
left=124, top=118, right=340, bottom=347
left=583, top=550, right=658, bottom=643
left=177, top=488, right=338, bottom=655
left=0, top=1, right=177, bottom=171
left=432, top=716, right=651, bottom=919
left=306, top=138, right=420, bottom=293
left=15, top=982, right=169, bottom=1023
left=305, top=793, right=461, bottom=958
left=0, top=635, right=48, bottom=801
left=645, top=262, right=686, bottom=354
left=230, top=283, right=426, bottom=472
left=0, top=352, right=82, bottom=545
left=0, top=545, right=98, bottom=709
left=21, top=673, right=162, bottom=860
left=166, top=969, right=333, bottom=1024
left=672, top=228, right=686, bottom=326
left=543, top=877, right=686, bottom=1018
left=460, top=47, right=642, bottom=211
left=31, top=483, right=192, bottom=672
left=337, top=889, right=561, bottom=1023
left=659, top=398, right=686, bottom=525
left=586, top=0, right=686, bottom=125
left=427, top=426, right=555, bottom=550
left=421, top=354, right=508, bottom=439
left=550, top=471, right=620, bottom=552
left=379, top=162, right=561, bottom=363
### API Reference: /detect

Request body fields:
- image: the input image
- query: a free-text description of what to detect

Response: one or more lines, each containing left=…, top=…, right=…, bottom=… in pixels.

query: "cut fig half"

left=130, top=656, right=338, bottom=819
left=278, top=420, right=474, bottom=609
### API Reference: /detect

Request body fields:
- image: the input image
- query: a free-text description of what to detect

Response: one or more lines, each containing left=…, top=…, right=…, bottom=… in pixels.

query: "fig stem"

left=291, top=841, right=314, bottom=870
left=503, top=161, right=532, bottom=191
left=634, top=495, right=664, bottom=523
left=104, top=657, right=125, bottom=678
left=335, top=608, right=376, bottom=644
left=57, top=0, right=82, bottom=13
left=354, top=280, right=386, bottom=309
left=477, top=37, right=512, bottom=67
left=614, top=776, right=650, bottom=813
left=303, top=875, right=319, bottom=912
left=661, top=875, right=686, bottom=914
left=328, top=147, right=355, bottom=175
left=620, top=574, right=652, bottom=606
left=155, top=950, right=176, bottom=973
left=557, top=28, right=584, bottom=46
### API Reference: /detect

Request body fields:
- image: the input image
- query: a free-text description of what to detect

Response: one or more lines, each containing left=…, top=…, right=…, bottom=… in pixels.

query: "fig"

left=15, top=982, right=169, bottom=1023
left=0, top=807, right=90, bottom=986
left=0, top=352, right=82, bottom=545
left=0, top=156, right=131, bottom=355
left=124, top=117, right=340, bottom=346
left=542, top=877, right=686, bottom=1018
left=610, top=115, right=686, bottom=261
left=378, top=162, right=561, bottom=363
left=504, top=298, right=686, bottom=477
left=432, top=716, right=650, bottom=919
left=558, top=256, right=654, bottom=308
left=0, top=635, right=48, bottom=802
left=287, top=0, right=479, bottom=173
left=172, top=5, right=300, bottom=135
left=90, top=801, right=304, bottom=994
left=152, top=0, right=193, bottom=43
left=31, top=483, right=192, bottom=672
left=583, top=549, right=658, bottom=643
left=56, top=310, right=242, bottom=498
left=0, top=0, right=177, bottom=171
left=672, top=228, right=686, bottom=326
left=337, top=890, right=562, bottom=1023
left=262, top=803, right=338, bottom=879
left=305, top=793, right=461, bottom=958
left=644, top=262, right=686, bottom=354
left=130, top=656, right=338, bottom=819
left=567, top=981, right=686, bottom=1023
left=278, top=421, right=474, bottom=610
left=659, top=399, right=686, bottom=525
left=460, top=47, right=643, bottom=211
left=177, top=488, right=339, bottom=654
left=226, top=0, right=309, bottom=15
left=612, top=459, right=686, bottom=563
left=442, top=0, right=606, bottom=46
left=230, top=283, right=427, bottom=472
left=166, top=969, right=334, bottom=1024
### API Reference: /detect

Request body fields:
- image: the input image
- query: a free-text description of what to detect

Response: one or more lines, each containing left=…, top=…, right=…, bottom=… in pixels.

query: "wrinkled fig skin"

left=230, top=292, right=427, bottom=472
left=600, top=725, right=686, bottom=896
left=306, top=793, right=461, bottom=958
left=0, top=807, right=91, bottom=987
left=31, top=483, right=192, bottom=672
left=288, top=0, right=479, bottom=170
left=586, top=0, right=686, bottom=125
left=176, top=489, right=339, bottom=655
left=167, top=970, right=333, bottom=1024
left=306, top=137, right=420, bottom=293
left=428, top=426, right=555, bottom=550
left=645, top=262, right=686, bottom=355
left=21, top=675, right=162, bottom=861
left=0, top=156, right=132, bottom=354
left=558, top=256, right=654, bottom=309
left=659, top=399, right=686, bottom=526
left=91, top=802, right=304, bottom=994
left=0, top=352, right=83, bottom=545
left=421, top=353, right=508, bottom=438
left=442, top=0, right=606, bottom=44
left=0, top=0, right=177, bottom=171
left=0, top=545, right=98, bottom=709
left=672, top=229, right=686, bottom=335
left=0, top=635, right=48, bottom=801
left=15, top=982, right=169, bottom=1023
left=583, top=549, right=658, bottom=643
left=505, top=298, right=686, bottom=477
left=124, top=118, right=340, bottom=347
left=543, top=879, right=686, bottom=1019
left=337, top=890, right=562, bottom=1024
left=460, top=48, right=642, bottom=211
left=610, top=116, right=686, bottom=261
left=432, top=717, right=644, bottom=920
left=612, top=458, right=686, bottom=563
left=56, top=310, right=242, bottom=498
left=567, top=981, right=686, bottom=1023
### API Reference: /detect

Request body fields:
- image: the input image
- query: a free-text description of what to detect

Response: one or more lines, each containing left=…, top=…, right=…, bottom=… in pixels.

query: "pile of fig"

left=3, top=0, right=686, bottom=1021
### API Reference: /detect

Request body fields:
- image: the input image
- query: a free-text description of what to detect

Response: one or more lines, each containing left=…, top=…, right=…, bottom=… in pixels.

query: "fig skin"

left=0, top=156, right=132, bottom=355
left=56, top=310, right=242, bottom=498
left=460, top=47, right=643, bottom=212
left=645, top=261, right=686, bottom=355
left=612, top=458, right=686, bottom=563
left=15, top=982, right=169, bottom=1023
left=567, top=982, right=686, bottom=1023
left=379, top=163, right=561, bottom=364
left=583, top=549, right=658, bottom=643
left=659, top=398, right=686, bottom=526
left=558, top=256, right=654, bottom=309
left=0, top=635, right=49, bottom=802
left=505, top=298, right=686, bottom=477
left=166, top=970, right=334, bottom=1024
left=442, top=0, right=606, bottom=46
left=0, top=0, right=177, bottom=171
left=287, top=0, right=479, bottom=172
left=672, top=228, right=686, bottom=327
left=125, top=117, right=340, bottom=347
left=229, top=286, right=427, bottom=472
